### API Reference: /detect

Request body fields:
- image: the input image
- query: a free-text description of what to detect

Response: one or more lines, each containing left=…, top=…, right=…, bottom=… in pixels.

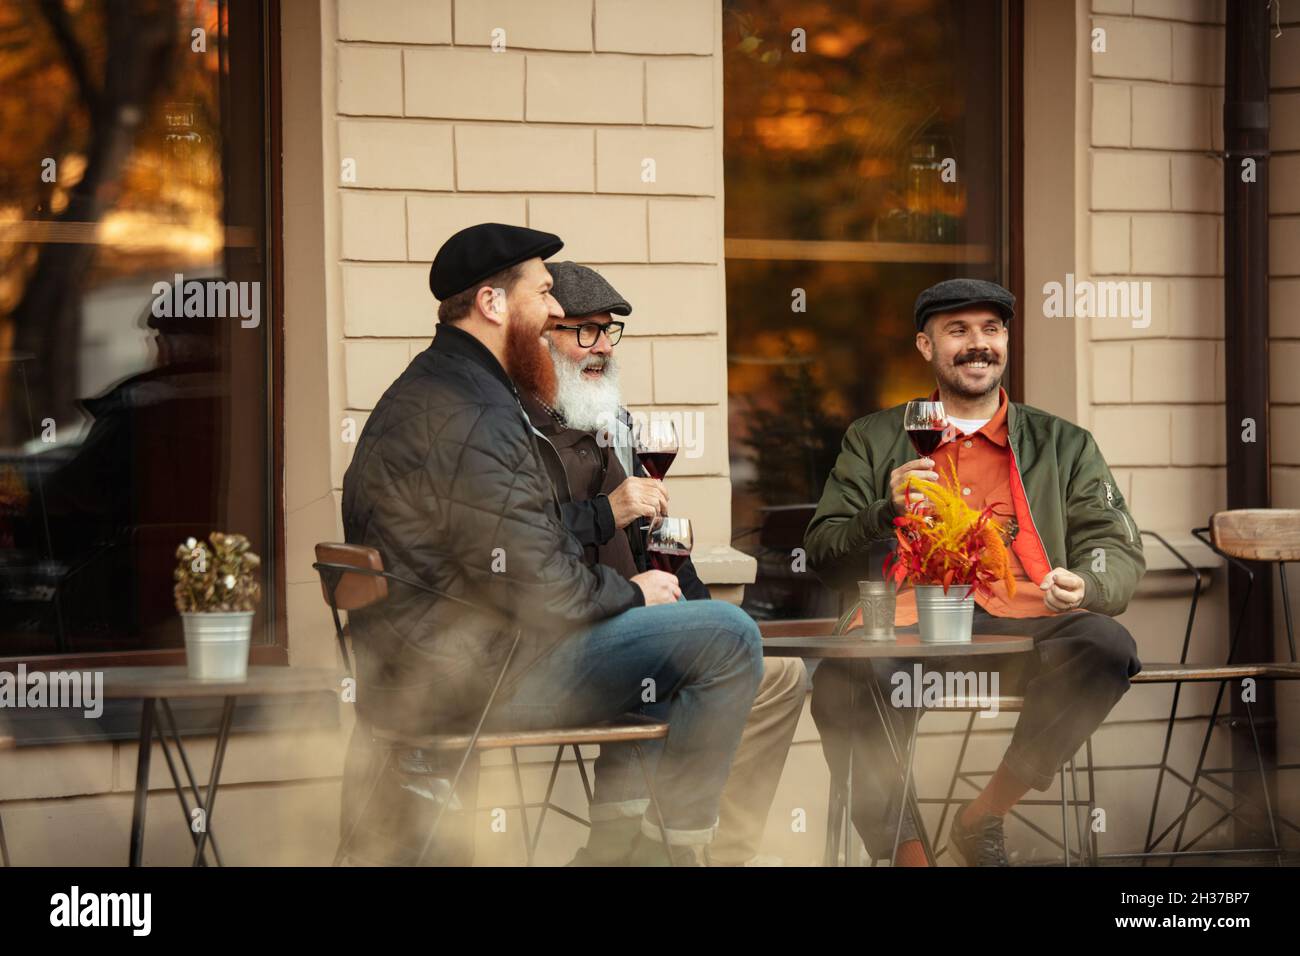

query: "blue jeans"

left=489, top=600, right=763, bottom=845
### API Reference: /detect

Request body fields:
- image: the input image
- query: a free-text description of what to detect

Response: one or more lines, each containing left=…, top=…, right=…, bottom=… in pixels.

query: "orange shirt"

left=892, top=389, right=1060, bottom=625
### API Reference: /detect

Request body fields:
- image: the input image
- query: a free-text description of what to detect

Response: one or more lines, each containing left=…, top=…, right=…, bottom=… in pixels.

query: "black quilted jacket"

left=341, top=324, right=642, bottom=734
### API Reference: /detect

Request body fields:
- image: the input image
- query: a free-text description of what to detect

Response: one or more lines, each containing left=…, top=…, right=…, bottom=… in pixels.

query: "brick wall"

left=1086, top=0, right=1228, bottom=535
left=331, top=0, right=742, bottom=565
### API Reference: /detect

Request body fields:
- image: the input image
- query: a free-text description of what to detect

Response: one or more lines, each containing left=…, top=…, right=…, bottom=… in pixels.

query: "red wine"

left=907, top=427, right=945, bottom=456
left=648, top=546, right=689, bottom=574
left=637, top=450, right=677, bottom=480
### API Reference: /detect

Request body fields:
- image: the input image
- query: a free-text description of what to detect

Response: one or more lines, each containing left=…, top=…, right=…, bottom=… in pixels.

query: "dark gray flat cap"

left=914, top=278, right=1015, bottom=331
left=547, top=261, right=632, bottom=318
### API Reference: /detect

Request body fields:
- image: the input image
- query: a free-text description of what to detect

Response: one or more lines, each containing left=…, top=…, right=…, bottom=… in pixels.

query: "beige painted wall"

left=1085, top=0, right=1228, bottom=536
left=327, top=0, right=752, bottom=592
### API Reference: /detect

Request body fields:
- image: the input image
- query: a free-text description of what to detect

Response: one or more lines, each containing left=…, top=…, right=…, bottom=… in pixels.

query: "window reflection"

left=0, top=0, right=270, bottom=658
left=723, top=0, right=1008, bottom=619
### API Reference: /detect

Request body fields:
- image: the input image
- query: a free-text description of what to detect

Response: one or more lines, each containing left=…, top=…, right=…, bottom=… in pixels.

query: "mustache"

left=954, top=350, right=1000, bottom=366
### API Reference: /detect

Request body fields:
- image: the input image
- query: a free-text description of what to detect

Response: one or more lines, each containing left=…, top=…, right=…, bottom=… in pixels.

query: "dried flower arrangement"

left=173, top=533, right=262, bottom=613
left=883, top=463, right=1017, bottom=599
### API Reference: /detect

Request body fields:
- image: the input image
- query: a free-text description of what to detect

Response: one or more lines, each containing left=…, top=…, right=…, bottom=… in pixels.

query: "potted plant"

left=173, top=533, right=261, bottom=680
left=883, top=464, right=1015, bottom=643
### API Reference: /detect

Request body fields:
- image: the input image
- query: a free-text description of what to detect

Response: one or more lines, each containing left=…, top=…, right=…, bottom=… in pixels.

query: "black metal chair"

left=1121, top=517, right=1300, bottom=864
left=313, top=543, right=672, bottom=866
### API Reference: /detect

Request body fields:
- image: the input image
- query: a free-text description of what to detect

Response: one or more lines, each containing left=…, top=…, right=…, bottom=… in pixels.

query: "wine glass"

left=634, top=417, right=679, bottom=480
left=646, top=516, right=693, bottom=574
left=904, top=400, right=948, bottom=457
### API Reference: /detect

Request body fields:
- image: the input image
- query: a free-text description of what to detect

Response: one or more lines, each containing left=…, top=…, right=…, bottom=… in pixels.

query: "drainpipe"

left=1223, top=0, right=1274, bottom=848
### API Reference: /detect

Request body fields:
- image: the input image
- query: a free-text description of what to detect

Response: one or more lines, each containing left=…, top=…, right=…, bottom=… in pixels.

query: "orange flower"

left=884, top=462, right=1016, bottom=599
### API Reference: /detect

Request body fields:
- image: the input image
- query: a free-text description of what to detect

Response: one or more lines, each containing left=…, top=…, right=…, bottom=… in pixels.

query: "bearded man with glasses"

left=506, top=261, right=808, bottom=867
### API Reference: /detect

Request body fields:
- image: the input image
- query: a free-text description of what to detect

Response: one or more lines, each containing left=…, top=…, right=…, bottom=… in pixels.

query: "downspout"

left=1223, top=0, right=1275, bottom=847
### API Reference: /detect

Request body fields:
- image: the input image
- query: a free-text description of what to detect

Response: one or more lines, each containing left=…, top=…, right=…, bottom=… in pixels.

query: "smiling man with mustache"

left=804, top=277, right=1146, bottom=867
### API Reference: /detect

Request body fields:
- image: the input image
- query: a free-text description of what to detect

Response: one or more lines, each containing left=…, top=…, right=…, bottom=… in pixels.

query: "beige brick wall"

left=331, top=0, right=741, bottom=571
left=1085, top=0, right=1228, bottom=533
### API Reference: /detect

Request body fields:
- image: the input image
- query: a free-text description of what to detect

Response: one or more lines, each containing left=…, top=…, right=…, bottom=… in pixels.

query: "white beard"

left=548, top=342, right=623, bottom=433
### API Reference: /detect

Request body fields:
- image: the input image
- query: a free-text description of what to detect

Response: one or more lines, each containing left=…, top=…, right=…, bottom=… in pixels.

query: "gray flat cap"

left=914, top=278, right=1015, bottom=331
left=548, top=261, right=632, bottom=318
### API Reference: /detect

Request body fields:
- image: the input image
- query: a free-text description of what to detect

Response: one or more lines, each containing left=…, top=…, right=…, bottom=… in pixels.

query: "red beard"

left=504, top=317, right=557, bottom=404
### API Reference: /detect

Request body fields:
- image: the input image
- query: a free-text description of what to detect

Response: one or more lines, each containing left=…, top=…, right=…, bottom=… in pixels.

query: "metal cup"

left=856, top=580, right=897, bottom=642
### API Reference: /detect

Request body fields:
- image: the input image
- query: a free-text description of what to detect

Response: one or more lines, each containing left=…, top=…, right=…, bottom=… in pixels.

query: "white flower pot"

left=915, top=585, right=975, bottom=644
left=181, top=611, right=253, bottom=680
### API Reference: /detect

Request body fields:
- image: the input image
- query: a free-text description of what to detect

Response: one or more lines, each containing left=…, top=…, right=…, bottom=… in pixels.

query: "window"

left=0, top=0, right=280, bottom=665
left=723, top=0, right=1018, bottom=619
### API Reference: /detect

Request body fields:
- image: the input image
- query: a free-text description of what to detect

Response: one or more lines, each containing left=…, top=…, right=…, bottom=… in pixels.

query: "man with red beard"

left=510, top=261, right=807, bottom=866
left=341, top=224, right=762, bottom=866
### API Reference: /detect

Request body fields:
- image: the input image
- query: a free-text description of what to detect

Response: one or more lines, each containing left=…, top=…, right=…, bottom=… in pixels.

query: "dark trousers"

left=810, top=607, right=1141, bottom=859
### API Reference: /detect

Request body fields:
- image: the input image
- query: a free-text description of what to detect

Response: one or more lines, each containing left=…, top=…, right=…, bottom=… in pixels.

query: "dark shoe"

left=567, top=845, right=628, bottom=867
left=566, top=815, right=642, bottom=866
left=625, top=831, right=705, bottom=867
left=948, top=802, right=1010, bottom=867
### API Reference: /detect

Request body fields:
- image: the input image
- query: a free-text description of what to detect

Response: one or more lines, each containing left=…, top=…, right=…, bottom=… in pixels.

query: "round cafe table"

left=100, top=666, right=342, bottom=867
left=763, top=632, right=1035, bottom=866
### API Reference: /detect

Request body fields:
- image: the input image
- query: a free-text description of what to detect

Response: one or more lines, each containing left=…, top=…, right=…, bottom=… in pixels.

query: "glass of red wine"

left=634, top=417, right=679, bottom=480
left=646, top=516, right=693, bottom=575
left=904, top=400, right=948, bottom=457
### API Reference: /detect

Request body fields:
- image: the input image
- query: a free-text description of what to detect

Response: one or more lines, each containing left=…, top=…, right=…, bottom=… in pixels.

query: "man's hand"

left=889, top=458, right=939, bottom=515
left=608, top=477, right=669, bottom=530
left=1040, top=567, right=1087, bottom=612
left=631, top=570, right=682, bottom=606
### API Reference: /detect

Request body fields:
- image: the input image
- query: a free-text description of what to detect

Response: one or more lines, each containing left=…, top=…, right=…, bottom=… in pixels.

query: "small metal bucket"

left=856, top=580, right=897, bottom=641
left=181, top=612, right=254, bottom=680
left=915, top=584, right=975, bottom=644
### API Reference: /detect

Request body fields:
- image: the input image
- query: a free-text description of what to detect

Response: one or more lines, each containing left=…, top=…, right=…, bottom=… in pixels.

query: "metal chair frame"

left=314, top=558, right=671, bottom=866
left=1110, top=527, right=1300, bottom=865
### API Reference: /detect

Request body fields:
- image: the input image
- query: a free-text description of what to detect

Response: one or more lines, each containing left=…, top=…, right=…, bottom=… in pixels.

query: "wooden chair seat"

left=1133, top=661, right=1300, bottom=683
left=371, top=716, right=670, bottom=752
left=1210, top=509, right=1300, bottom=562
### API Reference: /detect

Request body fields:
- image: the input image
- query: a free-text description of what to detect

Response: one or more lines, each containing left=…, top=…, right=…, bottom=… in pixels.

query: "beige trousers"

left=707, top=655, right=808, bottom=864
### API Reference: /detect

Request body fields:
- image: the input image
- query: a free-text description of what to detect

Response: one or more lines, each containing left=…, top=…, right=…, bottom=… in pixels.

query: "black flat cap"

left=547, top=261, right=632, bottom=318
left=429, top=222, right=563, bottom=300
left=914, top=278, right=1015, bottom=331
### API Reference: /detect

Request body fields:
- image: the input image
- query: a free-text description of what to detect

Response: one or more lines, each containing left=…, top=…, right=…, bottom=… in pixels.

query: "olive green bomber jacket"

left=804, top=401, right=1146, bottom=617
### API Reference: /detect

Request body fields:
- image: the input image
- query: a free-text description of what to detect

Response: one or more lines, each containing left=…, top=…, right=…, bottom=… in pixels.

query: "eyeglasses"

left=549, top=320, right=625, bottom=348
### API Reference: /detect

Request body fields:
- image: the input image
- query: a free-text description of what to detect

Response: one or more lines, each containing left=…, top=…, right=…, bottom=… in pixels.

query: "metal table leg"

left=191, top=696, right=236, bottom=867
left=129, top=700, right=156, bottom=866
left=890, top=706, right=925, bottom=865
left=0, top=802, right=10, bottom=866
left=864, top=671, right=935, bottom=865
left=155, top=700, right=223, bottom=866
left=843, top=659, right=856, bottom=866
